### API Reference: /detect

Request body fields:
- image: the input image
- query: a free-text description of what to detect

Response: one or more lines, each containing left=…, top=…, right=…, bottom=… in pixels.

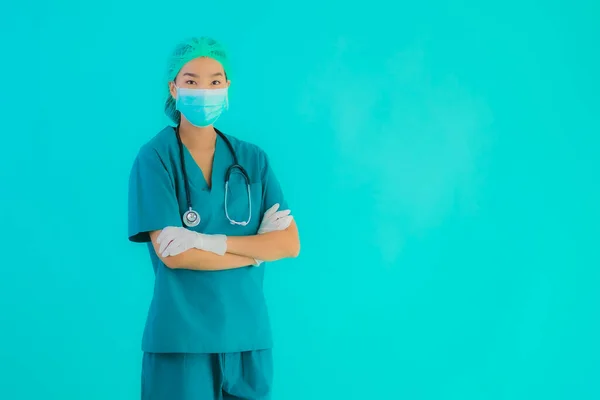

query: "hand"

left=254, top=204, right=294, bottom=266
left=157, top=226, right=227, bottom=257
left=258, top=203, right=293, bottom=234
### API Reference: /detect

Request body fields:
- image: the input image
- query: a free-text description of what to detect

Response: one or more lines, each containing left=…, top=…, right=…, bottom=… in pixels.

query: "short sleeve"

left=260, top=151, right=289, bottom=215
left=128, top=148, right=182, bottom=243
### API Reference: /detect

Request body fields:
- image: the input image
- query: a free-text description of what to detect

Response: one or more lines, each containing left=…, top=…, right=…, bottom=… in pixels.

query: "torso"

left=138, top=126, right=277, bottom=353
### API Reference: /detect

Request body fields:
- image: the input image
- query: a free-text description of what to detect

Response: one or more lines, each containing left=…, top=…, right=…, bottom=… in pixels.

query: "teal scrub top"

left=128, top=126, right=289, bottom=354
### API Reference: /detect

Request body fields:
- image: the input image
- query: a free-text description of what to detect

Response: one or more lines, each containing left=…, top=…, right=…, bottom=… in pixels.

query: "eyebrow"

left=182, top=72, right=224, bottom=78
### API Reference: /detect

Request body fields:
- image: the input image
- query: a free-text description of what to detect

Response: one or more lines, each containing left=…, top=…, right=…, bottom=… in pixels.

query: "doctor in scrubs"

left=128, top=36, right=300, bottom=400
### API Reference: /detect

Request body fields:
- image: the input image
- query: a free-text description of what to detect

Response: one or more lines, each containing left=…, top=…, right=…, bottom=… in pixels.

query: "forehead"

left=178, top=57, right=225, bottom=76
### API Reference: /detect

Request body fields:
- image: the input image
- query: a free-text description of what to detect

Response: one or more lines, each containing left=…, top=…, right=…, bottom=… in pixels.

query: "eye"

left=211, top=80, right=222, bottom=85
left=185, top=80, right=197, bottom=85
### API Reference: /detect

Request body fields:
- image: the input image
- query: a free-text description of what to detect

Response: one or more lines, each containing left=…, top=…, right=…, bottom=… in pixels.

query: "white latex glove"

left=258, top=203, right=294, bottom=234
left=157, top=226, right=227, bottom=257
left=254, top=203, right=294, bottom=266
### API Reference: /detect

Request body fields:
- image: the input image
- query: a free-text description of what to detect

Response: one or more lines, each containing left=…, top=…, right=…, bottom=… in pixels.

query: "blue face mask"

left=175, top=87, right=229, bottom=127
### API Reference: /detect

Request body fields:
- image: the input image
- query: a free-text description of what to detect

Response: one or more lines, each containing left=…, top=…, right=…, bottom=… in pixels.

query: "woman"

left=128, top=36, right=300, bottom=400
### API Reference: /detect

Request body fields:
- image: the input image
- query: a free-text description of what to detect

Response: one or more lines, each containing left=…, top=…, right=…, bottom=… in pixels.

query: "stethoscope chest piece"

left=183, top=208, right=200, bottom=227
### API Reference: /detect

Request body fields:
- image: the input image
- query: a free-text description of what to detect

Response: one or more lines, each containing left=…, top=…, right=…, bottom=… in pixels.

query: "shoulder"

left=221, top=132, right=268, bottom=166
left=133, top=126, right=177, bottom=166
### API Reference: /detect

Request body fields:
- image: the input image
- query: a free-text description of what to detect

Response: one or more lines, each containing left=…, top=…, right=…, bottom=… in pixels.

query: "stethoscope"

left=176, top=125, right=252, bottom=227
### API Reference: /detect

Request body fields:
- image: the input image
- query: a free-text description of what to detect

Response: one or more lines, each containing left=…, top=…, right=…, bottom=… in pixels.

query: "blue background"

left=1, top=1, right=599, bottom=399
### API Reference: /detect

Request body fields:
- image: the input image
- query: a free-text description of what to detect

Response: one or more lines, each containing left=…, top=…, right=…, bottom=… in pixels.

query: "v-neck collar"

left=181, top=132, right=228, bottom=195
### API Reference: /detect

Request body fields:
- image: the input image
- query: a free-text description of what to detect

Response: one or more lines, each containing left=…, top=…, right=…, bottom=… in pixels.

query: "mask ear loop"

left=173, top=84, right=181, bottom=110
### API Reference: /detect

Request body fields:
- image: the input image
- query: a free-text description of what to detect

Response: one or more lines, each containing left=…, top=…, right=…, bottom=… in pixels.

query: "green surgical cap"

left=164, top=36, right=230, bottom=125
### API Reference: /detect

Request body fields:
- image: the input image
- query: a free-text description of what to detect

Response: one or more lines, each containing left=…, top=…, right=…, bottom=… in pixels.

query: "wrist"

left=192, top=231, right=206, bottom=250
left=194, top=232, right=228, bottom=256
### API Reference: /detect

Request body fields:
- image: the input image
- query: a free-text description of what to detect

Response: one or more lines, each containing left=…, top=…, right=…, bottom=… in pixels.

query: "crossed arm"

left=149, top=220, right=300, bottom=271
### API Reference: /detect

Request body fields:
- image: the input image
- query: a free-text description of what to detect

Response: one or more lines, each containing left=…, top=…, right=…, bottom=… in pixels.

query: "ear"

left=169, top=81, right=177, bottom=99
left=226, top=79, right=231, bottom=88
